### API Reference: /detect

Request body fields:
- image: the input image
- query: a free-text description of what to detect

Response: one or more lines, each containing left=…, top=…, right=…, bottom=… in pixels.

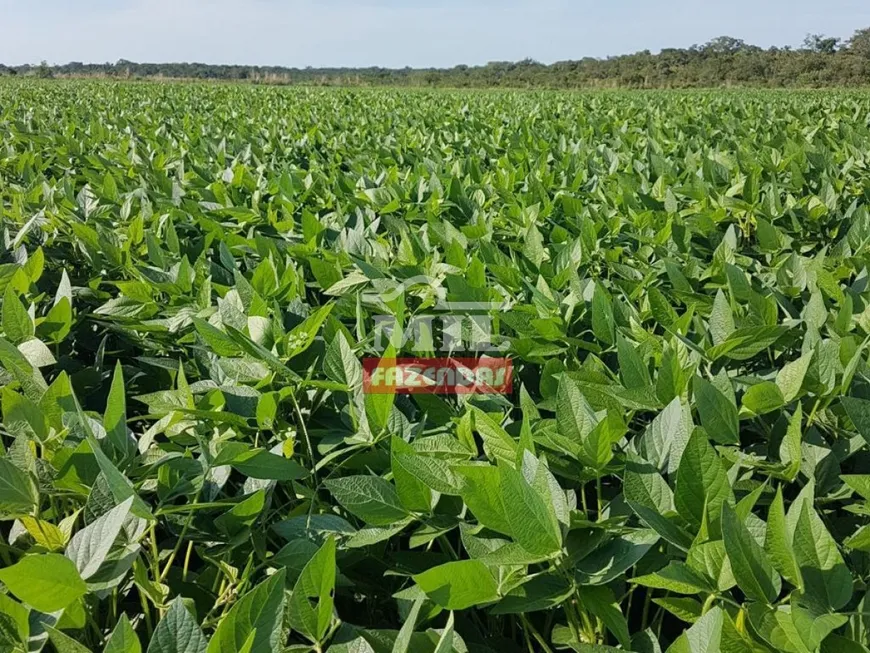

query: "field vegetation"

left=0, top=82, right=870, bottom=652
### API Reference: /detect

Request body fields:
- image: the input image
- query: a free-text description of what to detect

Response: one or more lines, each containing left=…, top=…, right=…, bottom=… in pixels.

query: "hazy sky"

left=3, top=0, right=870, bottom=68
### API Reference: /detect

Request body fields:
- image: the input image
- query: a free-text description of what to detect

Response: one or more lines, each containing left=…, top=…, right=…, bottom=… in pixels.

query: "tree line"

left=4, top=28, right=870, bottom=88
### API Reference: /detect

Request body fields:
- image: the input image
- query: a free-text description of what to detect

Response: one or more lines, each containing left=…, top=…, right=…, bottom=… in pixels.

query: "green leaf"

left=104, top=614, right=142, bottom=653
left=391, top=436, right=432, bottom=512
left=632, top=562, right=714, bottom=595
left=582, top=586, right=631, bottom=648
left=0, top=457, right=38, bottom=516
left=46, top=626, right=92, bottom=653
left=3, top=386, right=48, bottom=443
left=779, top=405, right=803, bottom=482
left=471, top=408, right=517, bottom=464
left=147, top=597, right=208, bottom=653
left=654, top=597, right=702, bottom=624
left=667, top=606, right=724, bottom=653
left=391, top=596, right=424, bottom=653
left=413, top=560, right=498, bottom=610
left=694, top=377, right=739, bottom=445
left=556, top=374, right=598, bottom=441
left=721, top=503, right=781, bottom=604
left=324, top=332, right=363, bottom=390
left=286, top=303, right=334, bottom=358
left=624, top=454, right=674, bottom=513
left=287, top=537, right=335, bottom=644
left=431, top=611, right=455, bottom=653
left=792, top=502, right=852, bottom=612
left=230, top=449, right=307, bottom=481
left=617, top=334, right=651, bottom=389
left=2, top=287, right=33, bottom=345
left=575, top=530, right=660, bottom=585
left=491, top=573, right=573, bottom=615
left=104, top=361, right=135, bottom=463
left=742, top=382, right=785, bottom=416
left=776, top=351, right=813, bottom=403
left=709, top=290, right=735, bottom=347
left=0, top=337, right=47, bottom=402
left=499, top=464, right=562, bottom=557
left=455, top=464, right=512, bottom=535
left=0, top=553, right=87, bottom=612
left=764, top=487, right=803, bottom=589
left=66, top=496, right=133, bottom=579
left=591, top=283, right=616, bottom=346
left=209, top=569, right=286, bottom=653
left=214, top=490, right=266, bottom=537
left=324, top=476, right=409, bottom=526
left=842, top=396, right=870, bottom=446
left=675, top=429, right=732, bottom=530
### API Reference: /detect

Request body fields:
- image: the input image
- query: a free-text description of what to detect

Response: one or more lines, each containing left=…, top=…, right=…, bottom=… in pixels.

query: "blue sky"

left=2, top=0, right=869, bottom=68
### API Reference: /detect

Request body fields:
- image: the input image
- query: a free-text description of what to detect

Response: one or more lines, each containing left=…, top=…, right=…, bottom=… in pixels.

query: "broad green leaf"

left=471, top=408, right=516, bottom=464
left=632, top=562, right=714, bottom=595
left=209, top=569, right=286, bottom=653
left=46, top=626, right=92, bottom=653
left=842, top=396, right=870, bottom=446
left=104, top=361, right=135, bottom=463
left=764, top=487, right=802, bottom=589
left=391, top=436, right=432, bottom=513
left=66, top=496, right=133, bottom=579
left=694, top=377, right=739, bottom=445
left=324, top=332, right=363, bottom=389
left=591, top=283, right=616, bottom=346
left=675, top=430, right=732, bottom=530
left=582, top=585, right=631, bottom=648
left=617, top=334, right=651, bottom=389
left=0, top=457, right=38, bottom=517
left=104, top=614, right=142, bottom=653
left=667, top=606, right=724, bottom=653
left=776, top=352, right=813, bottom=403
left=0, top=553, right=87, bottom=613
left=556, top=374, right=598, bottom=442
left=147, top=597, right=208, bottom=653
left=2, top=287, right=33, bottom=345
left=391, top=596, right=424, bottom=653
left=324, top=476, right=408, bottom=526
left=500, top=464, right=561, bottom=556
left=721, top=503, right=781, bottom=604
left=230, top=449, right=307, bottom=481
left=490, top=573, right=573, bottom=615
left=792, top=502, right=852, bottom=611
left=287, top=538, right=335, bottom=644
left=455, top=464, right=512, bottom=535
left=779, top=405, right=803, bottom=482
left=413, top=560, right=498, bottom=610
left=742, top=382, right=785, bottom=416
left=575, top=529, right=660, bottom=585
left=709, top=290, right=735, bottom=347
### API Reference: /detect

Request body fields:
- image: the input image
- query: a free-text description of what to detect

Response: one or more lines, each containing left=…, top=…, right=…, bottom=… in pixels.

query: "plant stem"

left=182, top=540, right=194, bottom=582
left=596, top=475, right=603, bottom=520
left=291, top=389, right=319, bottom=488
left=148, top=524, right=161, bottom=580
left=520, top=614, right=555, bottom=653
left=159, top=487, right=201, bottom=583
left=641, top=589, right=652, bottom=631
left=138, top=586, right=154, bottom=637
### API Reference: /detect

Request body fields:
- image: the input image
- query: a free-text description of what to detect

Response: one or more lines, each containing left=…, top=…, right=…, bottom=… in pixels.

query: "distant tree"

left=704, top=36, right=748, bottom=54
left=803, top=33, right=840, bottom=53
left=848, top=27, right=870, bottom=58
left=36, top=60, right=53, bottom=78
